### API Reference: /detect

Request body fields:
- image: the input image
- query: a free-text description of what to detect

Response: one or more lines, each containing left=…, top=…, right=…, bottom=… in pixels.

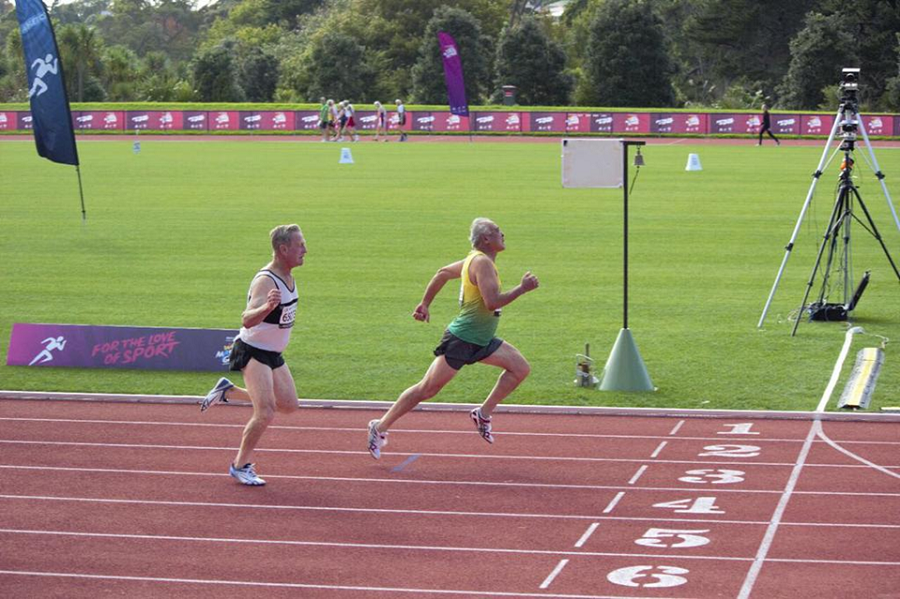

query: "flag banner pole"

left=16, top=0, right=85, bottom=218
left=437, top=31, right=470, bottom=141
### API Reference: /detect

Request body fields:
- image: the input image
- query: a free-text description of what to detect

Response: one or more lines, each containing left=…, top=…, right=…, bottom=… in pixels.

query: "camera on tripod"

left=839, top=68, right=860, bottom=149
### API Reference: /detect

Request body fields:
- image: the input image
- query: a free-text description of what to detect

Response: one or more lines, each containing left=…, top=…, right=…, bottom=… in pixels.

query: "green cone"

left=598, top=328, right=655, bottom=392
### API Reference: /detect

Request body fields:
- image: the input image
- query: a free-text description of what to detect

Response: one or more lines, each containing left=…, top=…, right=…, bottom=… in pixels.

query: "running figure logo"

left=29, top=336, right=67, bottom=365
left=28, top=53, right=59, bottom=99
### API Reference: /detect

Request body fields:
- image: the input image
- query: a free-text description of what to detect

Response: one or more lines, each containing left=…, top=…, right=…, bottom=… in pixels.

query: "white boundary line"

left=539, top=559, right=570, bottom=589
left=0, top=569, right=684, bottom=598
left=3, top=390, right=899, bottom=422
left=2, top=528, right=899, bottom=567
left=2, top=438, right=896, bottom=469
left=3, top=416, right=898, bottom=445
left=4, top=464, right=899, bottom=497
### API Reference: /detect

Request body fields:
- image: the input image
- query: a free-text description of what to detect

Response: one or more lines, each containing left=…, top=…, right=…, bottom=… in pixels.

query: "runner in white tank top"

left=199, top=224, right=308, bottom=486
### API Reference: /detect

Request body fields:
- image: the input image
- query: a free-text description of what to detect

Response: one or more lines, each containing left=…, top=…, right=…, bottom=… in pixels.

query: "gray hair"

left=469, top=218, right=495, bottom=248
left=270, top=224, right=301, bottom=252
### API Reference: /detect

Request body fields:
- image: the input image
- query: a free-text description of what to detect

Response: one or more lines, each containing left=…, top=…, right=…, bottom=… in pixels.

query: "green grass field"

left=1, top=137, right=898, bottom=411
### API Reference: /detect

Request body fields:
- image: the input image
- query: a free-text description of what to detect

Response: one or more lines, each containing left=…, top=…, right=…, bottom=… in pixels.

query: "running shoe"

left=367, top=419, right=388, bottom=459
left=470, top=408, right=494, bottom=444
left=200, top=377, right=234, bottom=412
left=229, top=463, right=265, bottom=486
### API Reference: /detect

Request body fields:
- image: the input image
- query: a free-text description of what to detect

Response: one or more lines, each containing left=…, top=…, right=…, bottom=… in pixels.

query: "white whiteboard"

left=561, top=138, right=623, bottom=188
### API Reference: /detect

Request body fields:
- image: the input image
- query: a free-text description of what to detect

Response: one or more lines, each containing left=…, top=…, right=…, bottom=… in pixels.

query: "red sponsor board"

left=802, top=114, right=834, bottom=136
left=355, top=110, right=378, bottom=130
left=432, top=112, right=469, bottom=132
left=262, top=111, right=294, bottom=130
left=529, top=112, right=565, bottom=133
left=74, top=111, right=124, bottom=130
left=0, top=111, right=15, bottom=130
left=126, top=111, right=182, bottom=130
left=612, top=113, right=649, bottom=133
left=565, top=113, right=592, bottom=133
left=295, top=110, right=321, bottom=130
left=472, top=111, right=521, bottom=132
left=861, top=114, right=890, bottom=136
left=675, top=113, right=706, bottom=134
left=209, top=111, right=239, bottom=131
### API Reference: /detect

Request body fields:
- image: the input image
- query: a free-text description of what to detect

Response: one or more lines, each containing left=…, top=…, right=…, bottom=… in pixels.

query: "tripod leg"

left=857, top=112, right=900, bottom=233
left=758, top=106, right=844, bottom=328
left=792, top=189, right=848, bottom=336
left=851, top=187, right=900, bottom=282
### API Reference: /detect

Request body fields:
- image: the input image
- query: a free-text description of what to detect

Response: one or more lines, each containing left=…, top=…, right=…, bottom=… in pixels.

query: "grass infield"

left=1, top=138, right=898, bottom=411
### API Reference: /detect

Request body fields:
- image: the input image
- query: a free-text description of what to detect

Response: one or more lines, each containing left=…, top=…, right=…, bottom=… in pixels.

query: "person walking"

left=374, top=101, right=387, bottom=141
left=757, top=103, right=780, bottom=146
left=366, top=218, right=539, bottom=459
left=395, top=98, right=408, bottom=142
left=200, top=224, right=308, bottom=486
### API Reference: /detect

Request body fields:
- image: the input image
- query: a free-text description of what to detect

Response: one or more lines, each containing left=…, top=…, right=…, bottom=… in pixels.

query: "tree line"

left=1, top=0, right=898, bottom=111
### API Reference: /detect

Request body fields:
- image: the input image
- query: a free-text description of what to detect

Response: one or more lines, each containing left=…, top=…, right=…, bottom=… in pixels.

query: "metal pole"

left=76, top=164, right=86, bottom=222
left=757, top=106, right=844, bottom=327
left=623, top=143, right=629, bottom=330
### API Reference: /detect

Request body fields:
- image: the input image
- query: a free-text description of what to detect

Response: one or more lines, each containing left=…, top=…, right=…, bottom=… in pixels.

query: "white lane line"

left=539, top=559, right=569, bottom=589
left=573, top=523, right=599, bottom=548
left=4, top=494, right=900, bottom=528
left=650, top=441, right=668, bottom=459
left=3, top=529, right=899, bottom=567
left=0, top=570, right=687, bottom=598
left=3, top=465, right=899, bottom=497
left=738, top=328, right=863, bottom=599
left=737, top=423, right=819, bottom=599
left=627, top=465, right=648, bottom=485
left=13, top=439, right=895, bottom=468
left=602, top=492, right=625, bottom=513
left=816, top=427, right=900, bottom=480
left=668, top=420, right=685, bottom=436
left=6, top=416, right=897, bottom=445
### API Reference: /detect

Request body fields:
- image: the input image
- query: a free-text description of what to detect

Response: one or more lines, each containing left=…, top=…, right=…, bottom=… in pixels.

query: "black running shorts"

left=433, top=330, right=502, bottom=371
left=229, top=338, right=285, bottom=371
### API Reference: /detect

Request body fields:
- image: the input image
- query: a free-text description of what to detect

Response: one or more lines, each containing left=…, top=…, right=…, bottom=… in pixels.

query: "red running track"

left=0, top=399, right=898, bottom=598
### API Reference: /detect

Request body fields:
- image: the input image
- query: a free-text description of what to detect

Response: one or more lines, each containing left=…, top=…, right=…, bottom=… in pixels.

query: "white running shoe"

left=200, top=377, right=234, bottom=412
left=367, top=419, right=388, bottom=459
left=229, top=463, right=265, bottom=486
left=470, top=408, right=494, bottom=444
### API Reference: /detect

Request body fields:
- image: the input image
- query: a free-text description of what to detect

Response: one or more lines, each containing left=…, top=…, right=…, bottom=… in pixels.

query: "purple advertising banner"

left=18, top=112, right=34, bottom=129
left=710, top=114, right=738, bottom=134
left=772, top=114, right=800, bottom=135
left=7, top=323, right=238, bottom=371
left=529, top=112, right=565, bottom=133
left=355, top=110, right=378, bottom=130
left=437, top=31, right=469, bottom=116
left=413, top=112, right=435, bottom=131
left=184, top=110, right=208, bottom=131
left=295, top=110, right=320, bottom=130
left=591, top=113, right=614, bottom=133
left=650, top=113, right=675, bottom=134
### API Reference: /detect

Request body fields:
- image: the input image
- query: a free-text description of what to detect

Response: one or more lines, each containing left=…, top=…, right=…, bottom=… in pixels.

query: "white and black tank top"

left=238, top=269, right=299, bottom=353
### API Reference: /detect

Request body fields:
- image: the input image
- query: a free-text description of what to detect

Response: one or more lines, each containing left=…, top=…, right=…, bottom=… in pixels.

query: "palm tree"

left=58, top=24, right=104, bottom=102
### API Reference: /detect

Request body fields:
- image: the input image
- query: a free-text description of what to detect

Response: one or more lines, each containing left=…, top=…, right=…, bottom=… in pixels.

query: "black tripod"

left=791, top=148, right=900, bottom=336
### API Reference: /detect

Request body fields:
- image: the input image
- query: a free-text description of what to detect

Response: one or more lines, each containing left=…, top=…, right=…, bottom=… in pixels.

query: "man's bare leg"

left=477, top=342, right=530, bottom=417
left=233, top=359, right=277, bottom=468
left=375, top=356, right=458, bottom=432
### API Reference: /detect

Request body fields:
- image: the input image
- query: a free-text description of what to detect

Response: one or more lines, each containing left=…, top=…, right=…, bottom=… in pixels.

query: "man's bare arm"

left=241, top=277, right=281, bottom=329
left=413, top=260, right=464, bottom=322
left=471, top=255, right=539, bottom=312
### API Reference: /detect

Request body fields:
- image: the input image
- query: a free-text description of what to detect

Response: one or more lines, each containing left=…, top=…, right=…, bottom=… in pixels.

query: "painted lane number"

left=679, top=468, right=746, bottom=484
left=699, top=444, right=761, bottom=458
left=607, top=565, right=689, bottom=588
left=635, top=528, right=711, bottom=549
left=653, top=496, right=724, bottom=514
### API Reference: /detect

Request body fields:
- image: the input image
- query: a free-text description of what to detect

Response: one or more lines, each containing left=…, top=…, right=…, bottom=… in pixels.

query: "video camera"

left=839, top=67, right=860, bottom=149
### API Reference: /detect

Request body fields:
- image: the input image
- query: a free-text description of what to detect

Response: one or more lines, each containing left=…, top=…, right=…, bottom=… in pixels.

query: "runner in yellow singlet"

left=366, top=218, right=540, bottom=458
